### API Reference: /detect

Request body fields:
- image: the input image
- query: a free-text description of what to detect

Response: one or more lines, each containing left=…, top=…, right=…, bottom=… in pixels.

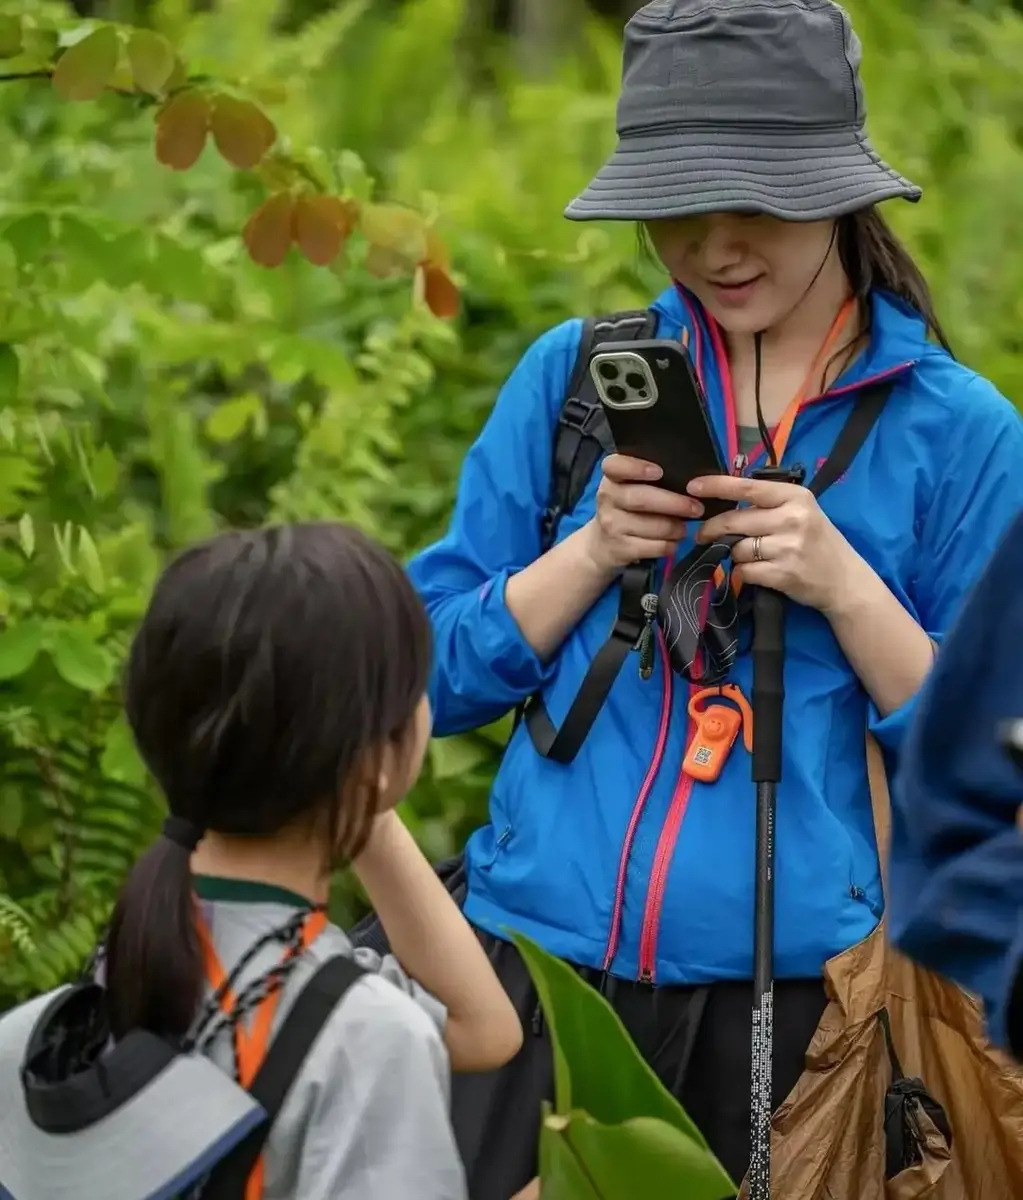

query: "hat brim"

left=0, top=988, right=265, bottom=1200
left=565, top=127, right=921, bottom=222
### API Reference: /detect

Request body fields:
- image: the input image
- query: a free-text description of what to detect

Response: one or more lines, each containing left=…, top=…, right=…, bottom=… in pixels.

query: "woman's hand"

left=688, top=473, right=859, bottom=612
left=582, top=454, right=705, bottom=573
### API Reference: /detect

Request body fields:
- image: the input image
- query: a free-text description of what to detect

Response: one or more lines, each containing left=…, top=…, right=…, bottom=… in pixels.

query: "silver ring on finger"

left=752, top=535, right=765, bottom=563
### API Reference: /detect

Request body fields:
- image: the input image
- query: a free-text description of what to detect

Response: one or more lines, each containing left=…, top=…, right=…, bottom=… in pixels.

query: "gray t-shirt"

left=193, top=876, right=467, bottom=1200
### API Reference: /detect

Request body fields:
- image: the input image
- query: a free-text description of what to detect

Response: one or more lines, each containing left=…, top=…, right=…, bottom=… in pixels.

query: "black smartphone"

left=588, top=338, right=736, bottom=520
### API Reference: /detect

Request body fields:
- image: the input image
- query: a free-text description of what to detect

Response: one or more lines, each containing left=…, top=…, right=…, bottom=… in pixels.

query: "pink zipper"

left=637, top=704, right=698, bottom=981
left=601, top=628, right=674, bottom=971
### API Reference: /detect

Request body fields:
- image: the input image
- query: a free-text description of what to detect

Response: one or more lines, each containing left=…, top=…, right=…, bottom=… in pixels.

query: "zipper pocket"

left=849, top=884, right=883, bottom=921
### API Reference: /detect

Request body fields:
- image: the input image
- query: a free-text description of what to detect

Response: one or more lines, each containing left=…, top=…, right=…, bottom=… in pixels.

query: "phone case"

left=588, top=338, right=736, bottom=520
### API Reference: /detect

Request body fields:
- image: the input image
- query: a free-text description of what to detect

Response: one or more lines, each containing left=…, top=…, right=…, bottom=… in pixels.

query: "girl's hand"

left=688, top=474, right=860, bottom=613
left=583, top=454, right=705, bottom=573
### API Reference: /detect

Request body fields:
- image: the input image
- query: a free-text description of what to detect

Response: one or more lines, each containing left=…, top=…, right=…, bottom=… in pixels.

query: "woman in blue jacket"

left=409, top=1, right=1023, bottom=1195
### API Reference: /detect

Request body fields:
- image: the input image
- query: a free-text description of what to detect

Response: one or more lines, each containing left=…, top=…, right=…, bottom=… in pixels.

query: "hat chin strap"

left=753, top=221, right=841, bottom=465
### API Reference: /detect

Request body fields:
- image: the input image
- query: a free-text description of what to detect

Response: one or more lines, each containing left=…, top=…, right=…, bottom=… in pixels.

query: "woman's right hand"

left=583, top=454, right=704, bottom=573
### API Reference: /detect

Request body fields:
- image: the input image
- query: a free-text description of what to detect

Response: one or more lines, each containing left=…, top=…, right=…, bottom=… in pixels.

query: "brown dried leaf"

left=155, top=89, right=210, bottom=171
left=293, top=194, right=357, bottom=267
left=359, top=203, right=428, bottom=269
left=52, top=25, right=120, bottom=102
left=210, top=94, right=277, bottom=171
left=127, top=28, right=176, bottom=94
left=423, top=263, right=460, bottom=319
left=243, top=193, right=295, bottom=268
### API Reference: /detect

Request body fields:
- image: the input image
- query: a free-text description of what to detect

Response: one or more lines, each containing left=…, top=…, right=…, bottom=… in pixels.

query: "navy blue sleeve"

left=870, top=376, right=1023, bottom=756
left=407, top=321, right=584, bottom=736
left=889, top=506, right=1023, bottom=1051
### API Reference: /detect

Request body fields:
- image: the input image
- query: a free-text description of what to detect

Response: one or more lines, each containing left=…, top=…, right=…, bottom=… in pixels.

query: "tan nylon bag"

left=739, top=736, right=1023, bottom=1199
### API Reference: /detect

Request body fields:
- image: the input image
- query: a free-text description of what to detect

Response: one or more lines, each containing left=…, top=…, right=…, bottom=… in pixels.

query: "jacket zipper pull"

left=637, top=592, right=659, bottom=679
left=733, top=452, right=748, bottom=476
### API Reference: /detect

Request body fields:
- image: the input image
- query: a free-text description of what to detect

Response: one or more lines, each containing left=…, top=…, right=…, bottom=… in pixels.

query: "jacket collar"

left=651, top=284, right=926, bottom=399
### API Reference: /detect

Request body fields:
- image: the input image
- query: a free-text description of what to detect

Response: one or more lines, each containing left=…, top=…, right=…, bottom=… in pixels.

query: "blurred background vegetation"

left=1, top=0, right=1023, bottom=1009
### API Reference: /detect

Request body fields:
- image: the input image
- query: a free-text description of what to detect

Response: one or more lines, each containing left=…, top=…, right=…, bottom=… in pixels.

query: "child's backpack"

left=0, top=953, right=365, bottom=1200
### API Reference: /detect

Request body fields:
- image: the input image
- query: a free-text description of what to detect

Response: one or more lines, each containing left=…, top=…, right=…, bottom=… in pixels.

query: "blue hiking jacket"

left=409, top=285, right=1023, bottom=985
left=890, top=509, right=1023, bottom=1054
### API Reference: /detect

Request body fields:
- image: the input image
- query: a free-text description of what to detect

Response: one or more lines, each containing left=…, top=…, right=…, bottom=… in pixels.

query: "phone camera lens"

left=625, top=372, right=646, bottom=390
left=598, top=362, right=619, bottom=381
left=607, top=385, right=627, bottom=403
left=638, top=389, right=649, bottom=399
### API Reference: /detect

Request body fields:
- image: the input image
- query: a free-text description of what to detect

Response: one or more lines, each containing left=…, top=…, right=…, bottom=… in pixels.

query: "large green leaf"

left=0, top=621, right=44, bottom=680
left=542, top=1111, right=735, bottom=1200
left=48, top=625, right=116, bottom=693
left=513, top=933, right=710, bottom=1145
left=514, top=934, right=735, bottom=1199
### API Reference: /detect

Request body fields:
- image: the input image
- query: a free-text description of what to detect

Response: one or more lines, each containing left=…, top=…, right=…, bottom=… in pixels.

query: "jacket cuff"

left=868, top=691, right=920, bottom=757
left=867, top=635, right=941, bottom=756
left=475, top=568, right=551, bottom=693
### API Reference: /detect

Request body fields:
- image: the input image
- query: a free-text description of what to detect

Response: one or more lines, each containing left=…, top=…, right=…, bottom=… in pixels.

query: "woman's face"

left=645, top=213, right=839, bottom=334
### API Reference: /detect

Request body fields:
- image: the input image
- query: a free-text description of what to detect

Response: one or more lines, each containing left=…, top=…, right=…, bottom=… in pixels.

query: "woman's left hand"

left=688, top=473, right=860, bottom=613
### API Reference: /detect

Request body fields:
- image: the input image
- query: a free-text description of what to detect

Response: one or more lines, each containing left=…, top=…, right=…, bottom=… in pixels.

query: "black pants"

left=452, top=929, right=827, bottom=1200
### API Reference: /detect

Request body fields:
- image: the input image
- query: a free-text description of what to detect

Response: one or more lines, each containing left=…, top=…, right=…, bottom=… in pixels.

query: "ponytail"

left=103, top=828, right=203, bottom=1041
left=838, top=207, right=951, bottom=354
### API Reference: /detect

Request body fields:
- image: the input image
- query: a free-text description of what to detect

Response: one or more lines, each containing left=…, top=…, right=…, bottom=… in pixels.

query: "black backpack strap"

left=523, top=377, right=897, bottom=763
left=808, top=378, right=894, bottom=499
left=202, top=954, right=368, bottom=1200
left=541, top=310, right=658, bottom=552
left=516, top=310, right=659, bottom=761
left=522, top=559, right=654, bottom=763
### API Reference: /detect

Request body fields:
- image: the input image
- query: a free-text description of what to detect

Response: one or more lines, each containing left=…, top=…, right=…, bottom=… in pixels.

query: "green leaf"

left=52, top=25, right=120, bottom=102
left=512, top=932, right=711, bottom=1144
left=429, top=734, right=490, bottom=780
left=0, top=792, right=24, bottom=840
left=3, top=212, right=53, bottom=265
left=48, top=625, right=115, bottom=693
left=205, top=394, right=263, bottom=443
left=126, top=29, right=175, bottom=94
left=0, top=454, right=40, bottom=519
left=0, top=345, right=19, bottom=405
left=77, top=527, right=105, bottom=593
left=18, top=512, right=34, bottom=559
left=546, top=1111, right=735, bottom=1200
left=0, top=621, right=44, bottom=680
left=100, top=714, right=147, bottom=787
left=0, top=16, right=23, bottom=59
left=539, top=1113, right=602, bottom=1200
left=89, top=444, right=119, bottom=499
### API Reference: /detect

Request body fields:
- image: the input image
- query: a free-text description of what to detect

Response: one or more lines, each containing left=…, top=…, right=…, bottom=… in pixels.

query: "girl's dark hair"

left=104, top=523, right=431, bottom=1041
left=837, top=206, right=951, bottom=353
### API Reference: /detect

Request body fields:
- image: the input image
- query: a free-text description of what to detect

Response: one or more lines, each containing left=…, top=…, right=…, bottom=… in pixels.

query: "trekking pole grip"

left=748, top=464, right=803, bottom=786
left=751, top=587, right=785, bottom=785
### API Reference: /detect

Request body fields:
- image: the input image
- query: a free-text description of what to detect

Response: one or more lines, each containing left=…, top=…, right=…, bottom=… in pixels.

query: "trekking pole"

left=747, top=463, right=804, bottom=1200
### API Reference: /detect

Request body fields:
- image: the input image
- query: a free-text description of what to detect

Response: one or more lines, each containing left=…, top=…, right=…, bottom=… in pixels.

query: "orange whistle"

left=682, top=684, right=754, bottom=783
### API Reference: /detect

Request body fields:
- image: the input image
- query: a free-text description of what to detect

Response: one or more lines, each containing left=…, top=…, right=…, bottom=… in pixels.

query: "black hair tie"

left=162, top=815, right=204, bottom=851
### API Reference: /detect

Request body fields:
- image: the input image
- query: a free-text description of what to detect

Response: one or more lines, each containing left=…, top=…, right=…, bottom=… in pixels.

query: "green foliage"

left=2, top=0, right=1023, bottom=1012
left=514, top=933, right=735, bottom=1198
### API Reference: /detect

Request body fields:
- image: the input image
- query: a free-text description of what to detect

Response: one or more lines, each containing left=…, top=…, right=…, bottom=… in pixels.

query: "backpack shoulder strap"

left=201, top=954, right=368, bottom=1200
left=541, top=309, right=658, bottom=551
left=809, top=379, right=894, bottom=499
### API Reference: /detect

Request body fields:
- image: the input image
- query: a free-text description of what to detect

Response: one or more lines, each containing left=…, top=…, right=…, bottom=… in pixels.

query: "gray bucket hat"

left=566, top=0, right=921, bottom=222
